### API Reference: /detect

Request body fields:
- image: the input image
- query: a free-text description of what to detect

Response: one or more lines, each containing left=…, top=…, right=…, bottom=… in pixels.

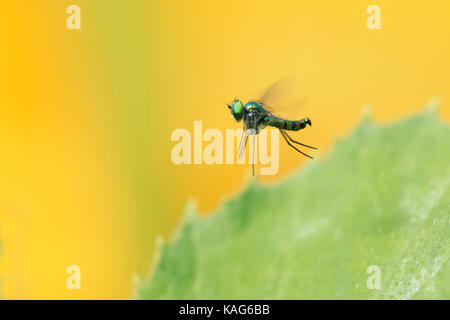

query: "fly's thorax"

left=244, top=101, right=263, bottom=112
left=243, top=109, right=269, bottom=134
left=257, top=122, right=268, bottom=133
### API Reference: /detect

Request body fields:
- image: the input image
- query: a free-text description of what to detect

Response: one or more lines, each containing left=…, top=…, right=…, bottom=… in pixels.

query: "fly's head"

left=227, top=99, right=244, bottom=121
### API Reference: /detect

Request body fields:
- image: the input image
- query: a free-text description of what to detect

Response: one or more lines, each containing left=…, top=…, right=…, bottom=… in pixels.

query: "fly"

left=227, top=81, right=317, bottom=175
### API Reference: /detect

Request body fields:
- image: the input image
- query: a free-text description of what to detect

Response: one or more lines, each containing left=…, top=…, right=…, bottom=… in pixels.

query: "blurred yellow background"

left=0, top=0, right=449, bottom=299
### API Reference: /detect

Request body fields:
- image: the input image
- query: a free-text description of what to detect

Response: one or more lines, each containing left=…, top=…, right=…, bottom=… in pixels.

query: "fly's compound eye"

left=230, top=99, right=244, bottom=121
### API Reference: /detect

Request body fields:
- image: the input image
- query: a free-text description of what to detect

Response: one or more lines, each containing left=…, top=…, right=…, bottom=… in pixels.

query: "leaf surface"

left=138, top=108, right=450, bottom=299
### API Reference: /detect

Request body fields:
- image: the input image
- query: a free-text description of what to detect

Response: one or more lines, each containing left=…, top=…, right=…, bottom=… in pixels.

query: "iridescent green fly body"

left=227, top=81, right=317, bottom=175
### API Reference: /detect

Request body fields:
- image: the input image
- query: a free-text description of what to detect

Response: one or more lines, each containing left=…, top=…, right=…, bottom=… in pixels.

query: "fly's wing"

left=256, top=77, right=294, bottom=110
left=266, top=98, right=309, bottom=120
left=256, top=77, right=309, bottom=120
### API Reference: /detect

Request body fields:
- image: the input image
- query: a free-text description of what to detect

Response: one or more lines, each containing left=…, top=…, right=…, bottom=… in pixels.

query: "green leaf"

left=138, top=107, right=450, bottom=299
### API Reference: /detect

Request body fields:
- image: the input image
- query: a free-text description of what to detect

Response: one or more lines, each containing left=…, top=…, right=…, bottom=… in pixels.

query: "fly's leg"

left=237, top=128, right=247, bottom=159
left=252, top=133, right=256, bottom=176
left=239, top=134, right=248, bottom=160
left=282, top=130, right=317, bottom=149
left=280, top=130, right=313, bottom=159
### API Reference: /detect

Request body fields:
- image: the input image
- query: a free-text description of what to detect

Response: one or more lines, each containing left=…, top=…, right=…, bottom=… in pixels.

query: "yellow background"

left=0, top=0, right=449, bottom=298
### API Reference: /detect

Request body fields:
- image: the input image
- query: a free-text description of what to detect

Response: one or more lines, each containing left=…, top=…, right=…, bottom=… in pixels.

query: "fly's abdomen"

left=265, top=116, right=311, bottom=131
